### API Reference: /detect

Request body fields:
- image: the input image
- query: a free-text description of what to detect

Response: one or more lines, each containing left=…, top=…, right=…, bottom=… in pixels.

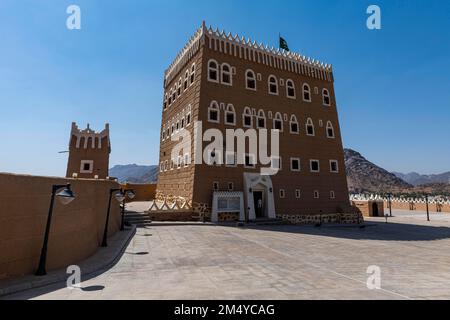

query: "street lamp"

left=387, top=193, right=393, bottom=217
left=120, top=189, right=135, bottom=231
left=36, top=184, right=75, bottom=276
left=426, top=194, right=430, bottom=222
left=101, top=188, right=125, bottom=247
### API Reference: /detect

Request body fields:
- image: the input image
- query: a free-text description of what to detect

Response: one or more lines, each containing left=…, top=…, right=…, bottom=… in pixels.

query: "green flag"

left=279, top=36, right=289, bottom=51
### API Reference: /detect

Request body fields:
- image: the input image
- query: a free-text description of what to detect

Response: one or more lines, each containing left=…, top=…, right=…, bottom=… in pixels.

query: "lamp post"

left=102, top=188, right=125, bottom=247
left=426, top=195, right=430, bottom=222
left=388, top=193, right=393, bottom=217
left=36, top=184, right=75, bottom=276
left=120, top=189, right=135, bottom=231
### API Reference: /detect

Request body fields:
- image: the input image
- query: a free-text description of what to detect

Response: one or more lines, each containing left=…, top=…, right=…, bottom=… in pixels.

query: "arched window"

left=290, top=115, right=299, bottom=134
left=303, top=83, right=311, bottom=102
left=286, top=79, right=296, bottom=98
left=268, top=75, right=278, bottom=95
left=225, top=104, right=236, bottom=125
left=186, top=105, right=192, bottom=126
left=168, top=89, right=173, bottom=105
left=208, top=101, right=220, bottom=123
left=273, top=112, right=283, bottom=131
left=257, top=110, right=266, bottom=128
left=322, top=88, right=331, bottom=106
left=177, top=78, right=182, bottom=96
left=173, top=85, right=177, bottom=101
left=190, top=63, right=196, bottom=85
left=221, top=63, right=232, bottom=85
left=306, top=118, right=315, bottom=136
left=208, top=60, right=219, bottom=82
left=172, top=87, right=176, bottom=102
left=243, top=107, right=252, bottom=127
left=326, top=121, right=335, bottom=138
left=246, top=69, right=256, bottom=90
left=184, top=70, right=189, bottom=90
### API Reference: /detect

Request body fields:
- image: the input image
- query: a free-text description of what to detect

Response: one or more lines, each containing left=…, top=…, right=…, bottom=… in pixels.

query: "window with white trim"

left=168, top=89, right=173, bottom=105
left=279, top=189, right=285, bottom=198
left=184, top=153, right=190, bottom=167
left=286, top=79, right=296, bottom=98
left=290, top=158, right=301, bottom=171
left=306, top=118, right=315, bottom=136
left=163, top=94, right=168, bottom=110
left=190, top=63, right=195, bottom=85
left=257, top=110, right=266, bottom=128
left=295, top=189, right=301, bottom=199
left=310, top=159, right=320, bottom=172
left=330, top=191, right=335, bottom=199
left=290, top=115, right=299, bottom=134
left=221, top=63, right=232, bottom=85
left=330, top=160, right=339, bottom=173
left=303, top=83, right=311, bottom=102
left=208, top=101, right=220, bottom=123
left=184, top=70, right=189, bottom=91
left=322, top=88, right=331, bottom=106
left=225, top=104, right=236, bottom=125
left=268, top=75, right=278, bottom=95
left=80, top=160, right=93, bottom=174
left=314, top=190, right=320, bottom=199
left=243, top=107, right=252, bottom=127
left=177, top=78, right=182, bottom=96
left=246, top=69, right=256, bottom=90
left=326, top=121, right=335, bottom=138
left=245, top=153, right=256, bottom=168
left=273, top=112, right=283, bottom=131
left=208, top=60, right=219, bottom=82
left=225, top=151, right=237, bottom=167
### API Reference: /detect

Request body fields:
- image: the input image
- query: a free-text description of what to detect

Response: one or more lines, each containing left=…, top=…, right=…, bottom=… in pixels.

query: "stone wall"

left=278, top=212, right=363, bottom=225
left=0, top=173, right=121, bottom=280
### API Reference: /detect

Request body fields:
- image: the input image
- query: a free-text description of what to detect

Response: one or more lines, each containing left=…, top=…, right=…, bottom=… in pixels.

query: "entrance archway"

left=372, top=202, right=379, bottom=217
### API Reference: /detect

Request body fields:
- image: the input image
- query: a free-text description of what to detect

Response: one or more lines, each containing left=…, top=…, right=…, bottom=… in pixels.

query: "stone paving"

left=3, top=209, right=450, bottom=300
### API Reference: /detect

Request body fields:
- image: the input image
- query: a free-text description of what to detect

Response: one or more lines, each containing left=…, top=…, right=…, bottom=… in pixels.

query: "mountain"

left=109, top=164, right=158, bottom=183
left=392, top=171, right=450, bottom=186
left=343, top=149, right=412, bottom=193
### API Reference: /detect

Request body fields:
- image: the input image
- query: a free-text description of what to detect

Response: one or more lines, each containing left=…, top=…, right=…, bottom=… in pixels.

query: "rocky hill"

left=392, top=171, right=450, bottom=186
left=343, top=149, right=412, bottom=193
left=109, top=164, right=158, bottom=183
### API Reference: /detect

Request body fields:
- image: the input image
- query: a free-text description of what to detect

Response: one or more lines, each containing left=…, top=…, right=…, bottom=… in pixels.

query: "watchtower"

left=66, top=122, right=111, bottom=179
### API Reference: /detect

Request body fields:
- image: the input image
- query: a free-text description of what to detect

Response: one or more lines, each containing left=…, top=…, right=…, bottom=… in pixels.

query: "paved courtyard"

left=4, top=209, right=450, bottom=300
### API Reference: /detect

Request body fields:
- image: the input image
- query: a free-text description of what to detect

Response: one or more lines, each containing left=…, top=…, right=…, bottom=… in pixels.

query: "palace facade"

left=156, top=22, right=354, bottom=223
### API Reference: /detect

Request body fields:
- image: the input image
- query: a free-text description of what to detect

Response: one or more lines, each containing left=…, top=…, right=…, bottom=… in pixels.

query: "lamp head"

left=127, top=190, right=136, bottom=200
left=114, top=191, right=126, bottom=203
left=56, top=184, right=75, bottom=205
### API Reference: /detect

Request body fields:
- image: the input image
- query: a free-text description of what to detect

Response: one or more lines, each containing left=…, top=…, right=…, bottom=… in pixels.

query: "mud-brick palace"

left=155, top=21, right=360, bottom=224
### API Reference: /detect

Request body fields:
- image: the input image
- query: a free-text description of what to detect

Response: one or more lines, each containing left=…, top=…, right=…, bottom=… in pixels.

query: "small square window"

left=295, top=189, right=301, bottom=199
left=310, top=160, right=320, bottom=172
left=314, top=190, right=320, bottom=199
left=80, top=160, right=93, bottom=174
left=330, top=160, right=339, bottom=173
left=291, top=158, right=300, bottom=171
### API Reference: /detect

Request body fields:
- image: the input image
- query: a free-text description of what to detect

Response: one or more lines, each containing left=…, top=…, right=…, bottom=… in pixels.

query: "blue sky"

left=0, top=0, right=449, bottom=176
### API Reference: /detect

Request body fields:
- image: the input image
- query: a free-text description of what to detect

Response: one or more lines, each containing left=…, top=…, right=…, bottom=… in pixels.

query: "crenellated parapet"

left=70, top=122, right=110, bottom=151
left=164, top=21, right=334, bottom=85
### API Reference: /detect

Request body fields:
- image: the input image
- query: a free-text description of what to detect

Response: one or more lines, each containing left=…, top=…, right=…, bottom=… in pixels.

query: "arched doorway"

left=372, top=202, right=379, bottom=217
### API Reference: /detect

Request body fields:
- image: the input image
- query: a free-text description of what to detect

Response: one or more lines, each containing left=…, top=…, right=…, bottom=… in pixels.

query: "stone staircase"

left=124, top=211, right=152, bottom=227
